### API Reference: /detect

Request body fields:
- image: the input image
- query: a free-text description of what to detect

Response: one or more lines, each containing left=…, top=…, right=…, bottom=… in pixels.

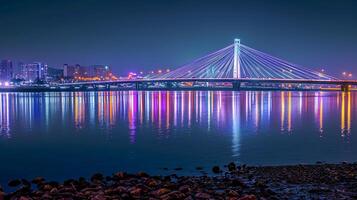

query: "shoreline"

left=2, top=162, right=357, bottom=199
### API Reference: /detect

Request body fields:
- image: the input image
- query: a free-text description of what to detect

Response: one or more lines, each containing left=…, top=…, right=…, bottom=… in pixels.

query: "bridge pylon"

left=233, top=38, right=241, bottom=79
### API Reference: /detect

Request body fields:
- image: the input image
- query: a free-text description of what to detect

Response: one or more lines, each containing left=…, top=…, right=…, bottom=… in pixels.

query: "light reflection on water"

left=0, top=91, right=356, bottom=184
left=0, top=91, right=354, bottom=139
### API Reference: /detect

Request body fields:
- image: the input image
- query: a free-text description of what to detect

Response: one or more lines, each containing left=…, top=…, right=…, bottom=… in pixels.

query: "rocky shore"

left=2, top=162, right=357, bottom=199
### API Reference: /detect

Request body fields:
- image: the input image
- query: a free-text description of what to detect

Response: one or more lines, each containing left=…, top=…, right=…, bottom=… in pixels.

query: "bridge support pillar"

left=233, top=38, right=241, bottom=79
left=341, top=84, right=351, bottom=92
left=135, top=82, right=141, bottom=90
left=232, top=81, right=241, bottom=90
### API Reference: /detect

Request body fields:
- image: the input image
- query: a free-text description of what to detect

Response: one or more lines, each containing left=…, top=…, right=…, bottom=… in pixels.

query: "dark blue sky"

left=0, top=0, right=356, bottom=76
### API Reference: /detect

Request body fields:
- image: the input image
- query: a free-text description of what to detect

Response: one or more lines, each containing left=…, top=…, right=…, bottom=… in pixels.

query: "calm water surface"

left=0, top=91, right=356, bottom=185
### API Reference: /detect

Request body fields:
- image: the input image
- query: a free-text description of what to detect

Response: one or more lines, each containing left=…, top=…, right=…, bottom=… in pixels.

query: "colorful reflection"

left=0, top=91, right=355, bottom=142
left=341, top=92, right=352, bottom=136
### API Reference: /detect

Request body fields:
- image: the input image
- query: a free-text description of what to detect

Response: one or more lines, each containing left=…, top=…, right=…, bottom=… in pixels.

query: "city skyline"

left=0, top=0, right=356, bottom=77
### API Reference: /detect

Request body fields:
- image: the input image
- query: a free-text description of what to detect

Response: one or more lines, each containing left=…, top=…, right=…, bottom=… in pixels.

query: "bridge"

left=58, top=39, right=356, bottom=92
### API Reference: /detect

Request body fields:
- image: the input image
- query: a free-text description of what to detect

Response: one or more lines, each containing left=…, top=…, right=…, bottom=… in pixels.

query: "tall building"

left=22, top=62, right=48, bottom=82
left=0, top=60, right=14, bottom=81
left=63, top=64, right=116, bottom=81
left=93, top=65, right=111, bottom=78
left=63, top=64, right=80, bottom=78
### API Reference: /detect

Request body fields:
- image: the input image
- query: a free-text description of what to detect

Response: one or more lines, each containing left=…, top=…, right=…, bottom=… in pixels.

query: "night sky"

left=0, top=0, right=356, bottom=76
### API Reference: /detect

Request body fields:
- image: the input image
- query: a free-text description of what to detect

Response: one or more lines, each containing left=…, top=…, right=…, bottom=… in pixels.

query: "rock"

left=196, top=166, right=204, bottom=170
left=92, top=194, right=106, bottom=200
left=137, top=171, right=149, bottom=177
left=42, top=184, right=53, bottom=191
left=174, top=167, right=183, bottom=171
left=121, top=193, right=130, bottom=199
left=254, top=180, right=267, bottom=189
left=91, top=173, right=104, bottom=182
left=18, top=196, right=31, bottom=200
left=238, top=195, right=257, bottom=200
left=195, top=192, right=211, bottom=199
left=228, top=162, right=236, bottom=171
left=50, top=187, right=58, bottom=194
left=212, top=166, right=221, bottom=174
left=129, top=187, right=142, bottom=197
left=47, top=181, right=59, bottom=187
left=21, top=179, right=31, bottom=187
left=113, top=186, right=127, bottom=193
left=147, top=179, right=159, bottom=187
left=41, top=193, right=53, bottom=199
left=0, top=191, right=5, bottom=200
left=113, top=172, right=126, bottom=179
left=231, top=179, right=246, bottom=187
left=179, top=185, right=191, bottom=193
left=63, top=179, right=76, bottom=186
left=8, top=179, right=22, bottom=187
left=161, top=191, right=186, bottom=199
left=32, top=177, right=45, bottom=185
left=152, top=188, right=170, bottom=196
left=227, top=189, right=239, bottom=197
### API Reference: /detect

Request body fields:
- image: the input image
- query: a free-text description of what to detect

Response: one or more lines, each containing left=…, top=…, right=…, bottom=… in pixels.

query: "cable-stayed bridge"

left=60, top=39, right=356, bottom=91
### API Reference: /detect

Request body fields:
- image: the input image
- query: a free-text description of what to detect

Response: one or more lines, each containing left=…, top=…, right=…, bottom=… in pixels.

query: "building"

left=47, top=67, right=63, bottom=81
left=21, top=62, right=48, bottom=82
left=63, top=64, right=80, bottom=78
left=93, top=65, right=111, bottom=79
left=63, top=64, right=116, bottom=81
left=0, top=60, right=13, bottom=81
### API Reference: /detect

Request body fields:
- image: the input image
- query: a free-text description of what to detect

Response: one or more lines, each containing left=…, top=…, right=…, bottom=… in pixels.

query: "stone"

left=8, top=179, right=22, bottom=187
left=137, top=171, right=149, bottom=177
left=114, top=172, right=126, bottom=179
left=21, top=179, right=31, bottom=187
left=195, top=192, right=211, bottom=199
left=227, top=189, right=239, bottom=197
left=238, top=195, right=257, bottom=200
left=212, top=166, right=221, bottom=174
left=152, top=188, right=170, bottom=196
left=91, top=173, right=104, bottom=182
left=228, top=162, right=237, bottom=171
left=0, top=192, right=5, bottom=200
left=42, top=184, right=53, bottom=191
left=129, top=187, right=142, bottom=197
left=161, top=191, right=186, bottom=199
left=92, top=194, right=106, bottom=200
left=147, top=179, right=159, bottom=187
left=179, top=185, right=191, bottom=193
left=32, top=177, right=45, bottom=185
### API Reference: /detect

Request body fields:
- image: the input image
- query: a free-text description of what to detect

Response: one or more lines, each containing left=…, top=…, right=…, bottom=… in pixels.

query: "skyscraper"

left=21, top=62, right=48, bottom=82
left=0, top=60, right=13, bottom=81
